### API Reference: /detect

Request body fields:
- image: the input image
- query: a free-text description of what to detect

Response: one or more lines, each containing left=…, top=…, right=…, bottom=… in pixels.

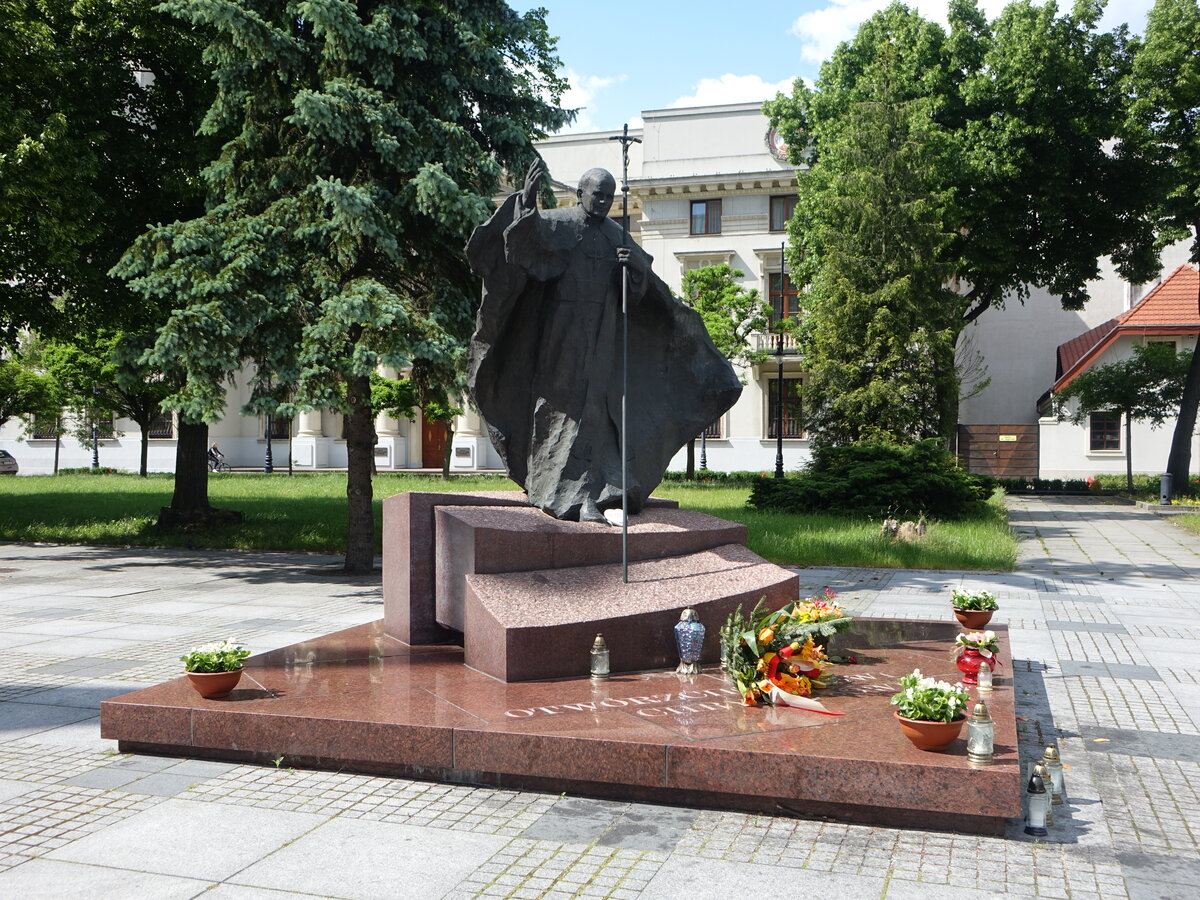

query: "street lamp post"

left=774, top=327, right=785, bottom=479
left=91, top=387, right=100, bottom=470
left=264, top=414, right=274, bottom=474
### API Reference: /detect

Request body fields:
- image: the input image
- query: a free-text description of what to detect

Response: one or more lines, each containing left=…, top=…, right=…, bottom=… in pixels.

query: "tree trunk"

left=170, top=422, right=210, bottom=512
left=441, top=422, right=454, bottom=480
left=686, top=438, right=696, bottom=479
left=343, top=374, right=377, bottom=573
left=1167, top=346, right=1200, bottom=495
left=135, top=415, right=151, bottom=478
left=157, top=421, right=241, bottom=529
left=1125, top=411, right=1134, bottom=494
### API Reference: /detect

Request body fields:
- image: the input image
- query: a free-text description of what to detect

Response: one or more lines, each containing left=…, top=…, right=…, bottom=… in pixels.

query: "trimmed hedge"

left=748, top=440, right=991, bottom=520
left=993, top=477, right=1093, bottom=493
left=662, top=470, right=764, bottom=484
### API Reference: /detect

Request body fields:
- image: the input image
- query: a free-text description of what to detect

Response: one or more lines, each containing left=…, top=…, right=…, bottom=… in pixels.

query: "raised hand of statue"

left=521, top=159, right=545, bottom=210
left=616, top=246, right=641, bottom=274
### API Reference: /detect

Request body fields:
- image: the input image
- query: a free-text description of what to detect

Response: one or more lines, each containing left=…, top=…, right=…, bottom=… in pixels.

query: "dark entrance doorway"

left=421, top=418, right=448, bottom=469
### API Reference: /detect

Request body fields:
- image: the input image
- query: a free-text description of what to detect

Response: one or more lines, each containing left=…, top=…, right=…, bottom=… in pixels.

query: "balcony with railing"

left=752, top=330, right=799, bottom=355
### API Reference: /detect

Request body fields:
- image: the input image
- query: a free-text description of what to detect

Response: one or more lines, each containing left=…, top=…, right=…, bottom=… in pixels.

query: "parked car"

left=0, top=450, right=18, bottom=474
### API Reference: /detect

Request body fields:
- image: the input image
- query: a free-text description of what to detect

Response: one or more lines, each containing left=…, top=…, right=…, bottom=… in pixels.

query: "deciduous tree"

left=1124, top=0, right=1200, bottom=490
left=764, top=0, right=1157, bottom=444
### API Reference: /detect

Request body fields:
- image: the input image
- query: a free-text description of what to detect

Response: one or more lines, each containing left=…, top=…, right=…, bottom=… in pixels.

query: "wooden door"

left=421, top=418, right=448, bottom=469
left=957, top=424, right=1039, bottom=477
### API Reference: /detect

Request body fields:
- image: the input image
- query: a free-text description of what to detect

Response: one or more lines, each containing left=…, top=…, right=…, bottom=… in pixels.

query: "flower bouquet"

left=953, top=630, right=1002, bottom=684
left=719, top=592, right=853, bottom=710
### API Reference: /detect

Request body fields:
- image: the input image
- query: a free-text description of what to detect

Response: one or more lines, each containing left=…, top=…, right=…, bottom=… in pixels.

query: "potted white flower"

left=950, top=589, right=999, bottom=629
left=890, top=669, right=969, bottom=751
left=181, top=640, right=250, bottom=699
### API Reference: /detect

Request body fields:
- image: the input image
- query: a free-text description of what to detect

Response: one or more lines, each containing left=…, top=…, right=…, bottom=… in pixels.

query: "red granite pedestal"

left=100, top=618, right=1022, bottom=835
left=386, top=492, right=800, bottom=681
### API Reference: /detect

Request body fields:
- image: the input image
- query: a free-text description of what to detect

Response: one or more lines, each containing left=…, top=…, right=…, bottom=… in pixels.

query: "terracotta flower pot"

left=185, top=669, right=243, bottom=699
left=894, top=712, right=966, bottom=751
left=953, top=608, right=994, bottom=629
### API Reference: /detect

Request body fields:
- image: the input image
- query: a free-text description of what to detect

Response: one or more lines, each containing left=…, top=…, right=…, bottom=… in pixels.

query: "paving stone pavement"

left=0, top=496, right=1198, bottom=898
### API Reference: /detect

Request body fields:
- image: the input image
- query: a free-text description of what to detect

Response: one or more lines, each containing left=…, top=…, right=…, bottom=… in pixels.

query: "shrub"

left=994, top=477, right=1091, bottom=493
left=748, top=439, right=989, bottom=519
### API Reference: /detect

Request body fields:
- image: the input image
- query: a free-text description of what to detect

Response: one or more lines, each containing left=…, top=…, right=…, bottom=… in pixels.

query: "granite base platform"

left=384, top=492, right=800, bottom=681
left=100, top=618, right=1022, bottom=835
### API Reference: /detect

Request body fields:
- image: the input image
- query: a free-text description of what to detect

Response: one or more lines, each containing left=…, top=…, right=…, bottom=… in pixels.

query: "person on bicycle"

left=207, top=442, right=225, bottom=471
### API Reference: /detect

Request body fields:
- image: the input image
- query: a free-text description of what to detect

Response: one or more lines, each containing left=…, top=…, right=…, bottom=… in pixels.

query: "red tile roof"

left=1054, top=264, right=1200, bottom=392
left=1118, top=264, right=1200, bottom=327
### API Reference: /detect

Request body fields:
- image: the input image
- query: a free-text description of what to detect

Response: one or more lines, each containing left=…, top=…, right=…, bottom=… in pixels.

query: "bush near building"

left=748, top=440, right=991, bottom=520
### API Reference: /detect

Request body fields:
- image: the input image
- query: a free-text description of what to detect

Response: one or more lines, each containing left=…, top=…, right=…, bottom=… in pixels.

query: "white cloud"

left=557, top=69, right=625, bottom=133
left=790, top=0, right=1021, bottom=66
left=669, top=73, right=798, bottom=109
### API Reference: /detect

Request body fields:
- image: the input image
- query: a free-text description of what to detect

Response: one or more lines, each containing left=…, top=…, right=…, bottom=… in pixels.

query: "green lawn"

left=0, top=473, right=1017, bottom=570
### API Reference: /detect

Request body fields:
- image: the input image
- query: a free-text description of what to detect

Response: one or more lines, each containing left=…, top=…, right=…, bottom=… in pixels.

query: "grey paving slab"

left=0, top=701, right=97, bottom=742
left=8, top=607, right=93, bottom=620
left=107, top=754, right=184, bottom=773
left=162, top=758, right=241, bottom=778
left=1059, top=661, right=1162, bottom=681
left=0, top=859, right=209, bottom=900
left=87, top=622, right=199, bottom=641
left=596, top=806, right=699, bottom=852
left=11, top=680, right=145, bottom=709
left=1081, top=726, right=1200, bottom=763
left=1119, top=851, right=1200, bottom=900
left=121, top=772, right=209, bottom=797
left=643, top=856, right=887, bottom=899
left=7, top=618, right=113, bottom=636
left=0, top=777, right=34, bottom=804
left=30, top=658, right=141, bottom=677
left=14, top=635, right=142, bottom=656
left=65, top=767, right=145, bottom=791
left=231, top=817, right=508, bottom=900
left=45, top=798, right=327, bottom=881
left=1045, top=621, right=1129, bottom=633
left=199, top=886, right=333, bottom=899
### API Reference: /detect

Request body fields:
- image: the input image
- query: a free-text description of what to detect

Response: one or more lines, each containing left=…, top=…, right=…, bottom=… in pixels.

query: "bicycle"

left=208, top=458, right=232, bottom=473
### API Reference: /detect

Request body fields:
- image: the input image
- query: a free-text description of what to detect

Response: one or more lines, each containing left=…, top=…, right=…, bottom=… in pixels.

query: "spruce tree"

left=794, top=53, right=962, bottom=446
left=116, top=1, right=571, bottom=571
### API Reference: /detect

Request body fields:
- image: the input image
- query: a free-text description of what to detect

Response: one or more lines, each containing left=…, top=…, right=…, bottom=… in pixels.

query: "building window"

left=769, top=195, right=797, bottom=232
left=769, top=272, right=799, bottom=324
left=265, top=415, right=292, bottom=440
left=702, top=417, right=723, bottom=440
left=767, top=378, right=804, bottom=439
left=30, top=414, right=59, bottom=440
left=1148, top=337, right=1178, bottom=351
left=146, top=414, right=174, bottom=439
left=690, top=199, right=722, bottom=235
left=1089, top=411, right=1121, bottom=451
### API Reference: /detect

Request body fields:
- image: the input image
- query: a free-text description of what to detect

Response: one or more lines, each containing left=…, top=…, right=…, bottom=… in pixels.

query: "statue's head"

left=577, top=168, right=616, bottom=222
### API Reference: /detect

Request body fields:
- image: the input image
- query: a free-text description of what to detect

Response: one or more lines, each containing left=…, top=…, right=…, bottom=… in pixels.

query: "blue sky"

left=511, top=0, right=1160, bottom=134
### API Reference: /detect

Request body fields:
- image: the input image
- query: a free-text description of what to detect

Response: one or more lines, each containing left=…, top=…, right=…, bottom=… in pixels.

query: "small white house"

left=1039, top=264, right=1200, bottom=481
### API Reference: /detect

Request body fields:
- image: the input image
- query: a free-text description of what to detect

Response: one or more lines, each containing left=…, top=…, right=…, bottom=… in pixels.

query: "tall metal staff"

left=610, top=124, right=641, bottom=583
left=774, top=241, right=786, bottom=479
